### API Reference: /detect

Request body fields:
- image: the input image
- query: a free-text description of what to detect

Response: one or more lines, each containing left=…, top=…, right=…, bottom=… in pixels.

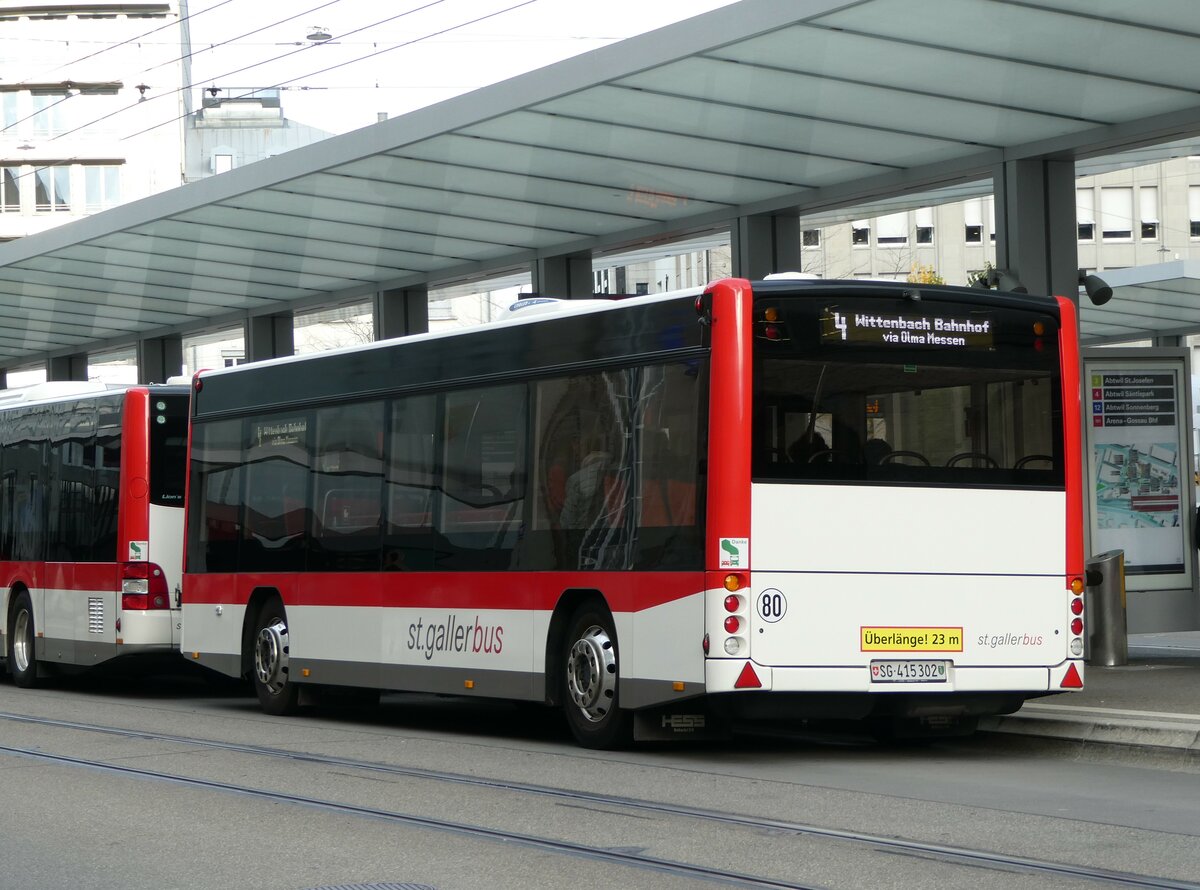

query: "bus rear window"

left=150, top=394, right=188, bottom=506
left=752, top=293, right=1064, bottom=487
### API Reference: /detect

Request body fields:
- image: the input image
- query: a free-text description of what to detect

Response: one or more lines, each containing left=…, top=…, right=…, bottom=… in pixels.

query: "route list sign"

left=1091, top=373, right=1176, bottom=427
left=1083, top=354, right=1193, bottom=590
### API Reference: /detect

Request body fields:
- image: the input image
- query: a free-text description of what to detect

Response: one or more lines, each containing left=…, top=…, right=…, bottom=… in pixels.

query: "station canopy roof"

left=2, top=0, right=1200, bottom=366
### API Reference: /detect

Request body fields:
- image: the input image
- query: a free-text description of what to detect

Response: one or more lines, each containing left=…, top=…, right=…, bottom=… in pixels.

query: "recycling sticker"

left=719, top=537, right=749, bottom=569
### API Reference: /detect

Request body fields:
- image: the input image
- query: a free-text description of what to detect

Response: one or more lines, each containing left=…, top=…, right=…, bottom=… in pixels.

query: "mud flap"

left=633, top=703, right=730, bottom=742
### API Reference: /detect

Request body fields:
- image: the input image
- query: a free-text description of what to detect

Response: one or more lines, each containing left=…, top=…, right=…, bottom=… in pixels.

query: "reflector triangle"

left=1060, top=662, right=1083, bottom=689
left=734, top=661, right=761, bottom=689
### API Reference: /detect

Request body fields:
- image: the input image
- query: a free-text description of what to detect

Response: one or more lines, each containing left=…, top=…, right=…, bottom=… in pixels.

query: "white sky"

left=183, top=0, right=737, bottom=135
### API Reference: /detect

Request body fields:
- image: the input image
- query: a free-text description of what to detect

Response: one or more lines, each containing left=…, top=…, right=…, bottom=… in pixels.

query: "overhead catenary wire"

left=13, top=0, right=240, bottom=87
left=44, top=0, right=372, bottom=142
left=121, top=0, right=539, bottom=141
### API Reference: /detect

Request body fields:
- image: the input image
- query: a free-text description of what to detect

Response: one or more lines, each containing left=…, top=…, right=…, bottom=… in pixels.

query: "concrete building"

left=184, top=87, right=332, bottom=184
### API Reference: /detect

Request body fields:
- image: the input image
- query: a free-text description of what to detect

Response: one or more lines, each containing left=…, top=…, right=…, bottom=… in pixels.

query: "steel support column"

left=138, top=335, right=183, bottom=383
left=532, top=251, right=593, bottom=298
left=731, top=213, right=802, bottom=280
left=374, top=286, right=429, bottom=340
left=245, top=312, right=295, bottom=363
left=993, top=158, right=1079, bottom=301
left=47, top=353, right=88, bottom=382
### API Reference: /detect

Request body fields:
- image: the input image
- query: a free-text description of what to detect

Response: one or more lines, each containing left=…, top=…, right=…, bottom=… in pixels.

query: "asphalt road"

left=1, top=665, right=1198, bottom=890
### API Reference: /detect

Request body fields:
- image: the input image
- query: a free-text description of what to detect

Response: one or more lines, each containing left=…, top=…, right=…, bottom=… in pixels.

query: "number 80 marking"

left=757, top=588, right=787, bottom=623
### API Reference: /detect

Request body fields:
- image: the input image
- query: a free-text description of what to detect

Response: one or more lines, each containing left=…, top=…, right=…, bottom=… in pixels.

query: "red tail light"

left=122, top=562, right=170, bottom=610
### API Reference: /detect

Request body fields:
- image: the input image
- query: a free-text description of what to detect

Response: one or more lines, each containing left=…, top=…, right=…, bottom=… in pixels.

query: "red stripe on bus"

left=1055, top=296, right=1084, bottom=582
left=0, top=561, right=120, bottom=591
left=705, top=278, right=753, bottom=569
left=184, top=571, right=704, bottom=613
left=118, top=388, right=151, bottom=553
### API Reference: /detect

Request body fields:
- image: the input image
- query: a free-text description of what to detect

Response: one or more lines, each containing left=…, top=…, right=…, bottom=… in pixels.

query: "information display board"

left=1083, top=350, right=1195, bottom=592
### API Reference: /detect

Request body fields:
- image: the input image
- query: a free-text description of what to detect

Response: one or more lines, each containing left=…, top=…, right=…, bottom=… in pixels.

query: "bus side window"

left=439, top=384, right=526, bottom=568
left=530, top=369, right=633, bottom=571
left=241, top=414, right=311, bottom=572
left=310, top=401, right=384, bottom=572
left=189, top=419, right=244, bottom=573
left=93, top=413, right=122, bottom=562
left=634, top=362, right=703, bottom=570
left=383, top=395, right=437, bottom=570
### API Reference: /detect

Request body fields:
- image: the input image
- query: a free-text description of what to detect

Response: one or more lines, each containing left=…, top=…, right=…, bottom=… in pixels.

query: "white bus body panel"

left=143, top=503, right=185, bottom=647
left=718, top=484, right=1069, bottom=694
left=182, top=592, right=707, bottom=696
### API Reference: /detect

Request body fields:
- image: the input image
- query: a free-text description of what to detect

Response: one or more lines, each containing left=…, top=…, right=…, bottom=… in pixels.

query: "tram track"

left=1, top=710, right=1196, bottom=889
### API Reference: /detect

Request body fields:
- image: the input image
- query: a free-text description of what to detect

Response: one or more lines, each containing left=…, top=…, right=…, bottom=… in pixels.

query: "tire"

left=251, top=596, right=300, bottom=716
left=8, top=591, right=38, bottom=689
left=560, top=602, right=632, bottom=749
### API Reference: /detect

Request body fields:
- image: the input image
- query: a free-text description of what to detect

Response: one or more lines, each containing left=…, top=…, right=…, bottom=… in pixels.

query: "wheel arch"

left=240, top=586, right=283, bottom=680
left=5, top=580, right=32, bottom=645
left=543, top=587, right=610, bottom=706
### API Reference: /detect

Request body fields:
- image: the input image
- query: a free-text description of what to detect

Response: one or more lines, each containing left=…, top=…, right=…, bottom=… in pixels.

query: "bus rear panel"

left=703, top=280, right=1084, bottom=727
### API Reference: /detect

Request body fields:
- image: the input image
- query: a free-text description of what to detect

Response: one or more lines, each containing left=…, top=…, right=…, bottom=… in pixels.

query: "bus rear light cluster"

left=122, top=562, right=170, bottom=611
left=1068, top=591, right=1085, bottom=657
left=719, top=575, right=749, bottom=657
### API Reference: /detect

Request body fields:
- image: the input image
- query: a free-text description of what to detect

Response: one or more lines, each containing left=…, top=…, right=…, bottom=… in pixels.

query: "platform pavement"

left=977, top=632, right=1200, bottom=753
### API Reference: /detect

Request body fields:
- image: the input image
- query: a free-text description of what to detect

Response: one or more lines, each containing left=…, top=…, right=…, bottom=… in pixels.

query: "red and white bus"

left=1, top=382, right=190, bottom=686
left=181, top=277, right=1084, bottom=746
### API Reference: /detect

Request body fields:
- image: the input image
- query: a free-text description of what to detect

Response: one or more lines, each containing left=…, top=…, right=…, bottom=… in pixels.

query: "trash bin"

left=1085, top=549, right=1127, bottom=666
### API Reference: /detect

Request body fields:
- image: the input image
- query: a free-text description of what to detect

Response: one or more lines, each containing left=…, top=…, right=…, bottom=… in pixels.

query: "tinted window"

left=383, top=394, right=437, bottom=570
left=7, top=409, right=46, bottom=562
left=528, top=362, right=705, bottom=571
left=310, top=401, right=383, bottom=571
left=92, top=417, right=122, bottom=561
left=49, top=400, right=96, bottom=561
left=439, top=385, right=526, bottom=570
left=188, top=419, right=243, bottom=573
left=241, top=414, right=310, bottom=572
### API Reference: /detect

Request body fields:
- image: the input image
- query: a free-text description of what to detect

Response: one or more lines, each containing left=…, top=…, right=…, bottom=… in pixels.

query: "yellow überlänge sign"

left=861, top=627, right=963, bottom=652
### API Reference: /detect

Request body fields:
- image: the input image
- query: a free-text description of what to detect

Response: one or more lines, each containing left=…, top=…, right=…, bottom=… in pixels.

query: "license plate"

left=870, top=660, right=948, bottom=683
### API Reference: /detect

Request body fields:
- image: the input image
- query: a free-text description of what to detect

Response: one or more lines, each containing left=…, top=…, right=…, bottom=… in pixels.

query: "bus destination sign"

left=821, top=309, right=994, bottom=349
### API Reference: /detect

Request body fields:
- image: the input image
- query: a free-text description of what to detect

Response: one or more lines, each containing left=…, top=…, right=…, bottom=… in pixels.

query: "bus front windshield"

left=752, top=290, right=1064, bottom=488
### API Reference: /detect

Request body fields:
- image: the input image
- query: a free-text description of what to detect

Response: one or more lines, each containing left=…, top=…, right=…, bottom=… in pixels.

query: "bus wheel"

left=8, top=591, right=37, bottom=688
left=561, top=604, right=631, bottom=749
left=252, top=597, right=299, bottom=716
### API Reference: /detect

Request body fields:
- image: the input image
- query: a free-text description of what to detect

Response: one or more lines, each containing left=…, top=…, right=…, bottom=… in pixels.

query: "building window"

left=84, top=165, right=120, bottom=212
left=851, top=220, right=869, bottom=245
left=1139, top=186, right=1159, bottom=240
left=802, top=229, right=820, bottom=247
left=34, top=165, right=70, bottom=213
left=1, top=92, right=17, bottom=129
left=213, top=153, right=234, bottom=174
left=1100, top=187, right=1133, bottom=240
left=915, top=207, right=933, bottom=244
left=1077, top=188, right=1095, bottom=241
left=876, top=212, right=908, bottom=245
left=1, top=167, right=20, bottom=213
left=964, top=199, right=982, bottom=243
left=30, top=92, right=68, bottom=138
